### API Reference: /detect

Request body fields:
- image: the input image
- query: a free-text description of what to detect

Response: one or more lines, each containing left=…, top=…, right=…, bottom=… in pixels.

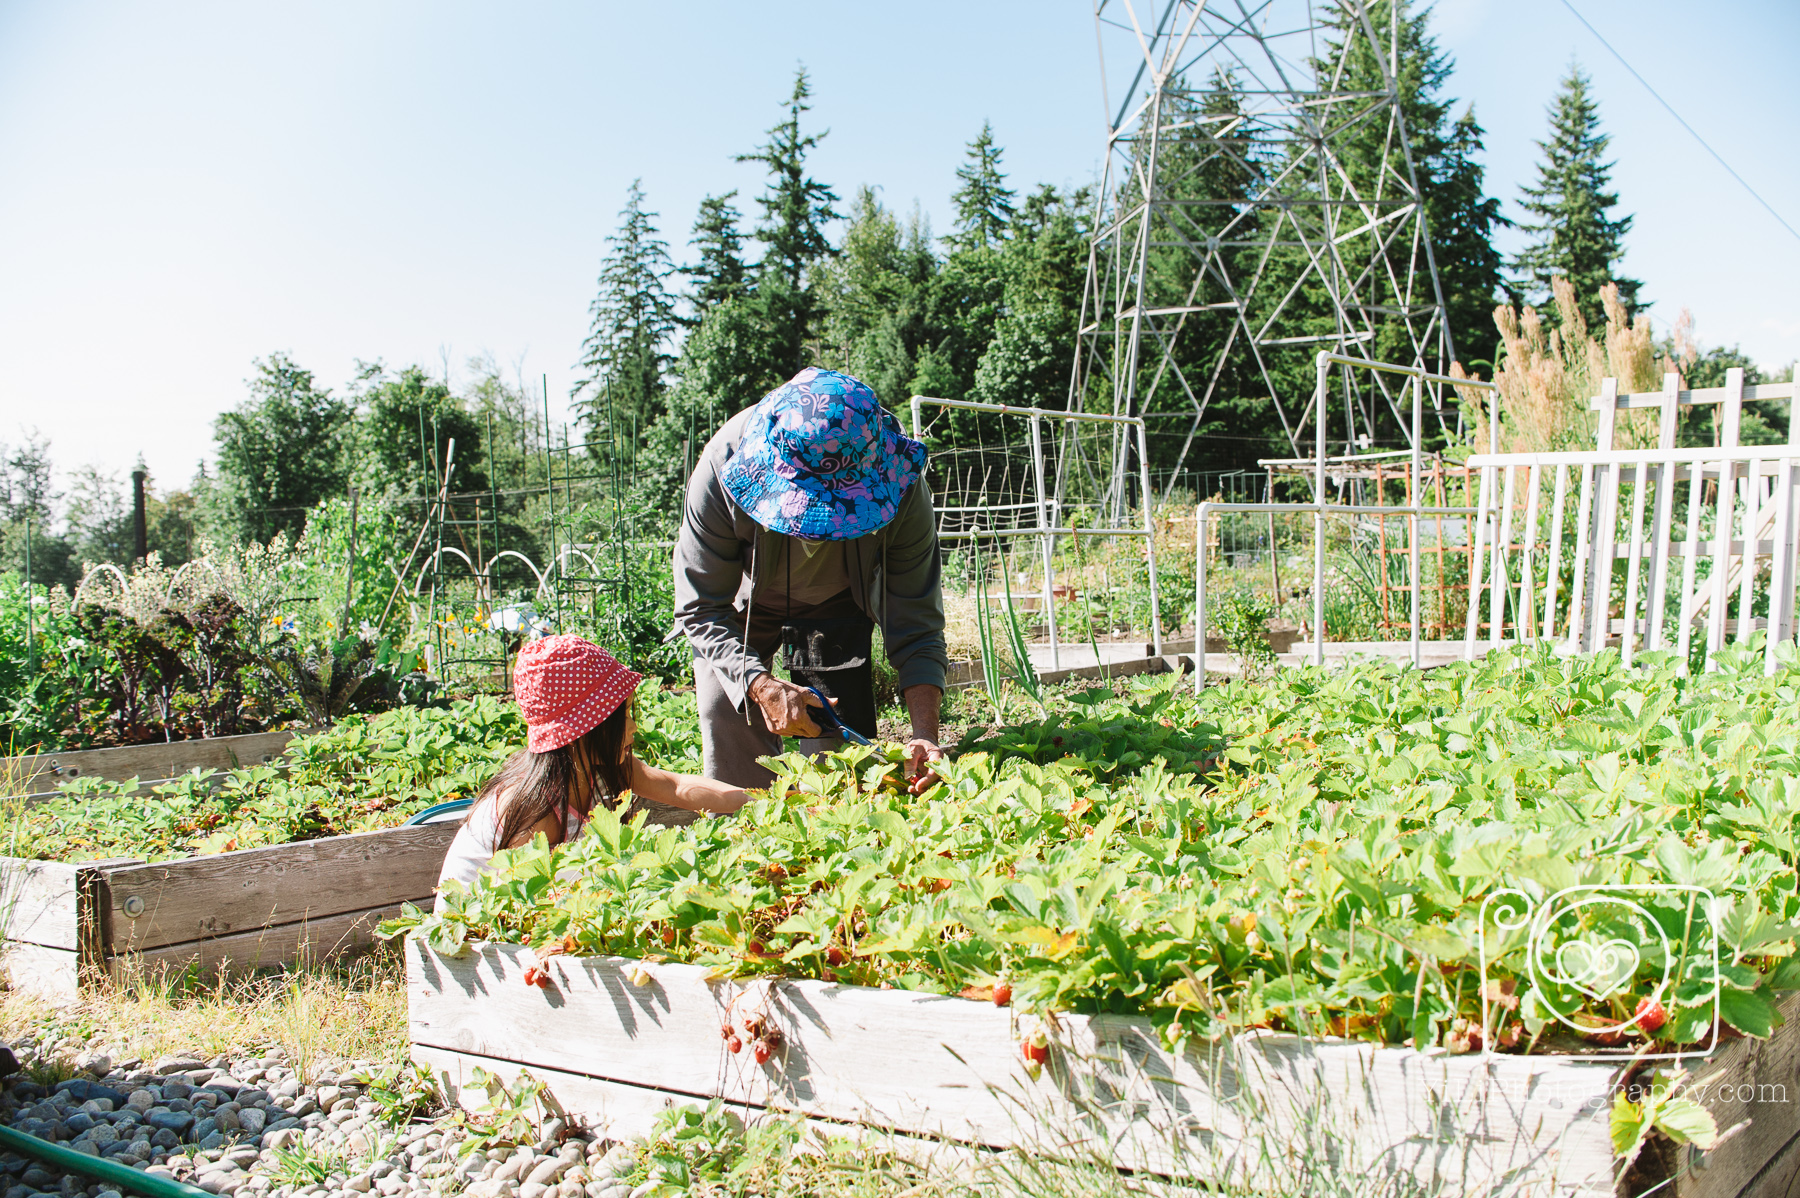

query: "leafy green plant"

left=444, top=1066, right=553, bottom=1157
left=265, top=1140, right=351, bottom=1187
left=1211, top=587, right=1277, bottom=674
left=391, top=641, right=1800, bottom=1069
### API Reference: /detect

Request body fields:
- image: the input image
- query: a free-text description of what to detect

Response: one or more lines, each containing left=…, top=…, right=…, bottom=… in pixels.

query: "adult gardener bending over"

left=674, top=367, right=949, bottom=792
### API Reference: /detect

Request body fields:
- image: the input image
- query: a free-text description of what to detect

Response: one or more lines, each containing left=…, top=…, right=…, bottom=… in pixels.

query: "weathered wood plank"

left=4, top=730, right=305, bottom=797
left=412, top=1043, right=994, bottom=1174
left=1737, top=1126, right=1800, bottom=1198
left=1, top=942, right=79, bottom=1001
left=117, top=901, right=413, bottom=983
left=1678, top=1002, right=1800, bottom=1198
left=0, top=859, right=80, bottom=950
left=105, top=824, right=457, bottom=951
left=407, top=943, right=1623, bottom=1194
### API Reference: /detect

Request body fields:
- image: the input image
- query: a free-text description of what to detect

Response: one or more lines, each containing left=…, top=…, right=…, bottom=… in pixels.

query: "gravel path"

left=0, top=1038, right=645, bottom=1198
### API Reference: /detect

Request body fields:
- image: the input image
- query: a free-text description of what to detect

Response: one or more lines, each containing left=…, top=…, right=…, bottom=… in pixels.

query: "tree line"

left=2, top=0, right=1779, bottom=588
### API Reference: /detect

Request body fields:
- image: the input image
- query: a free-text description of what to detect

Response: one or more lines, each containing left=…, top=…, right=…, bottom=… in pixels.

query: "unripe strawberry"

left=992, top=982, right=1013, bottom=1007
left=1635, top=997, right=1668, bottom=1033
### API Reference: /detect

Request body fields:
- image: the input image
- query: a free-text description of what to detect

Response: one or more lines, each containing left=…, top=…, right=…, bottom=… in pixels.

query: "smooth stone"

left=152, top=1059, right=205, bottom=1076
left=145, top=1112, right=193, bottom=1134
left=236, top=1110, right=266, bottom=1135
left=270, top=1080, right=300, bottom=1101
left=261, top=1128, right=299, bottom=1152
left=77, top=1100, right=113, bottom=1115
left=192, top=1119, right=217, bottom=1142
left=524, top=1159, right=564, bottom=1187
left=63, top=1115, right=94, bottom=1135
left=126, top=1092, right=155, bottom=1112
left=72, top=1141, right=100, bottom=1156
left=518, top=1186, right=546, bottom=1198
left=150, top=1129, right=180, bottom=1149
left=197, top=1132, right=225, bottom=1152
left=88, top=1125, right=118, bottom=1146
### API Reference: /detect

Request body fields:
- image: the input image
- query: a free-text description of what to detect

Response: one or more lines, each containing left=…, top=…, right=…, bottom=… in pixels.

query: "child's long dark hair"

left=473, top=698, right=634, bottom=852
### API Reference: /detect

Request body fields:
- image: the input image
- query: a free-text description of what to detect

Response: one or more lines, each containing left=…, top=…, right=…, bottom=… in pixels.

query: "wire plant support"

left=1194, top=352, right=1490, bottom=688
left=911, top=395, right=1164, bottom=673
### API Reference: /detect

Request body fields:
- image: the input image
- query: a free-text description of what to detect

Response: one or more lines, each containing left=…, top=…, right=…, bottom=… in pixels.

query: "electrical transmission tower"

left=1072, top=0, right=1458, bottom=493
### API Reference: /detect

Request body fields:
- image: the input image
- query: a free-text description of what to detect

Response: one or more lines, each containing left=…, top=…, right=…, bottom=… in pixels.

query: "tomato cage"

left=909, top=396, right=1164, bottom=668
left=1193, top=353, right=1491, bottom=688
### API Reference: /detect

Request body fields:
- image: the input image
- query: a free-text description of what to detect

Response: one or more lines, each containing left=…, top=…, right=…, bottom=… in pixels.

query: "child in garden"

left=436, top=634, right=749, bottom=901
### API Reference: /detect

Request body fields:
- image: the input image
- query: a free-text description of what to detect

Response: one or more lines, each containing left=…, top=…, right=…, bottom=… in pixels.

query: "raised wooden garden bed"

left=408, top=942, right=1800, bottom=1198
left=5, top=729, right=306, bottom=801
left=1, top=822, right=457, bottom=997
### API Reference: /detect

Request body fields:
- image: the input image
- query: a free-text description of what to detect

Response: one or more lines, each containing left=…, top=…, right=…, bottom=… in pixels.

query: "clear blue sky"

left=1, top=0, right=1796, bottom=494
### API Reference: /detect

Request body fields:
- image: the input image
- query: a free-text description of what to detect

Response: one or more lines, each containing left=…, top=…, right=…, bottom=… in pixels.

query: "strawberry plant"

left=13, top=685, right=704, bottom=862
left=391, top=640, right=1800, bottom=1060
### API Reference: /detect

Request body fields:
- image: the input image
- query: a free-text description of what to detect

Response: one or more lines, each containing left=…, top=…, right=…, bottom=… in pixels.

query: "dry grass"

left=1456, top=277, right=1682, bottom=454
left=0, top=950, right=410, bottom=1080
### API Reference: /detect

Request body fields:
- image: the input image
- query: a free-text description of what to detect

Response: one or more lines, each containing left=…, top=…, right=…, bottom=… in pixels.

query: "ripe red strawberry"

left=753, top=1039, right=775, bottom=1065
left=726, top=1035, right=743, bottom=1054
left=661, top=927, right=676, bottom=948
left=992, top=982, right=1013, bottom=1007
left=825, top=946, right=848, bottom=967
left=523, top=966, right=550, bottom=989
left=1635, top=997, right=1669, bottom=1034
left=1022, top=1035, right=1050, bottom=1066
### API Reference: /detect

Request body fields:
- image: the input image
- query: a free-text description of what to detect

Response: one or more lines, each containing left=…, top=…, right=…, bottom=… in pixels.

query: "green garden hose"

left=0, top=1124, right=211, bottom=1198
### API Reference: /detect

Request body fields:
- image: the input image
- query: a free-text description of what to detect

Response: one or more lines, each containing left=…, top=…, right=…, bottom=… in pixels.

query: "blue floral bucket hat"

left=720, top=368, right=927, bottom=540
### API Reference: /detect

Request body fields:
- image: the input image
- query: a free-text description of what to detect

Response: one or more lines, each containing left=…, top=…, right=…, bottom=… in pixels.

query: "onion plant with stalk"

left=971, top=535, right=1043, bottom=722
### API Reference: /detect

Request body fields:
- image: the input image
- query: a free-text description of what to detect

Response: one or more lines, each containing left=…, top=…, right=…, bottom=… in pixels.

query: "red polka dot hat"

left=513, top=635, right=644, bottom=753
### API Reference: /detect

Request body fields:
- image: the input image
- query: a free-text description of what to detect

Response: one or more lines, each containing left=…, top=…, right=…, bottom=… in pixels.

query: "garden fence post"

left=1313, top=352, right=1328, bottom=667
left=1029, top=412, right=1058, bottom=669
left=343, top=486, right=359, bottom=636
left=1194, top=503, right=1208, bottom=691
left=1136, top=418, right=1162, bottom=657
left=1410, top=374, right=1422, bottom=668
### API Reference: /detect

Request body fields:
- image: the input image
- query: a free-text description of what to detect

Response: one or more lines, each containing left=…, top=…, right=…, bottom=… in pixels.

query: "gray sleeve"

left=878, top=481, right=949, bottom=693
left=672, top=455, right=763, bottom=712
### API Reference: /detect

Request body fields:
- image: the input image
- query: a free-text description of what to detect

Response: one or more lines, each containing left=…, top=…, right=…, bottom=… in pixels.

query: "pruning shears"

left=805, top=685, right=872, bottom=746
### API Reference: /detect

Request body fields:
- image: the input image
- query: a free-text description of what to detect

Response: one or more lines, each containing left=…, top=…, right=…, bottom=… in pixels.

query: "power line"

left=1558, top=0, right=1800, bottom=247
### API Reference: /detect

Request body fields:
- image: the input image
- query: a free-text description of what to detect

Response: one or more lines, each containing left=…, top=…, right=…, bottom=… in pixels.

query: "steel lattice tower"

left=1071, top=0, right=1458, bottom=491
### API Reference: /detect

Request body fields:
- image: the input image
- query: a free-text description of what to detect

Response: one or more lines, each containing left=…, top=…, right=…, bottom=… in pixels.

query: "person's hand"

left=748, top=673, right=828, bottom=738
left=904, top=738, right=945, bottom=794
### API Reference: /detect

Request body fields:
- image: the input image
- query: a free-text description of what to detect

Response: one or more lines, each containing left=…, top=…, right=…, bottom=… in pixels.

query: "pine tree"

left=1429, top=107, right=1509, bottom=374
left=736, top=69, right=841, bottom=377
left=1512, top=64, right=1639, bottom=325
left=576, top=180, right=679, bottom=460
left=947, top=121, right=1017, bottom=251
left=684, top=191, right=749, bottom=319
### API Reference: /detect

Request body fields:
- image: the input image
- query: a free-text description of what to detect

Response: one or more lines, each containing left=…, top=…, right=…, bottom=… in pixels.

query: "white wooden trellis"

left=909, top=396, right=1164, bottom=666
left=1463, top=368, right=1800, bottom=675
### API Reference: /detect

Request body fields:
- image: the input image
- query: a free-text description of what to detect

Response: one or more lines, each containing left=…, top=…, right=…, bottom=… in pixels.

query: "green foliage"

left=577, top=180, right=680, bottom=459
left=14, top=686, right=703, bottom=863
left=683, top=192, right=750, bottom=319
left=1512, top=64, right=1639, bottom=323
left=1212, top=588, right=1277, bottom=672
left=395, top=645, right=1800, bottom=1060
left=353, top=364, right=489, bottom=499
left=947, top=121, right=1016, bottom=252
left=445, top=1066, right=551, bottom=1157
left=209, top=353, right=354, bottom=545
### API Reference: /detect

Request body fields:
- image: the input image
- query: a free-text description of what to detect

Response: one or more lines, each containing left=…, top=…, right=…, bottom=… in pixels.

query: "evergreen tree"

left=0, top=433, right=76, bottom=587
left=947, top=121, right=1017, bottom=251
left=817, top=187, right=937, bottom=409
left=1512, top=64, right=1639, bottom=325
left=576, top=180, right=679, bottom=460
left=1429, top=107, right=1509, bottom=375
left=736, top=69, right=842, bottom=378
left=209, top=354, right=353, bottom=544
left=684, top=191, right=749, bottom=319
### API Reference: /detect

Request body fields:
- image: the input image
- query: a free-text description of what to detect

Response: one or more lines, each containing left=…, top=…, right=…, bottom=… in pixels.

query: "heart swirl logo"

left=1549, top=937, right=1641, bottom=1000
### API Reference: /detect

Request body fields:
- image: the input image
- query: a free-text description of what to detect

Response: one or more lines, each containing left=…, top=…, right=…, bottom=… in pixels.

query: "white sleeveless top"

left=434, top=795, right=585, bottom=910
